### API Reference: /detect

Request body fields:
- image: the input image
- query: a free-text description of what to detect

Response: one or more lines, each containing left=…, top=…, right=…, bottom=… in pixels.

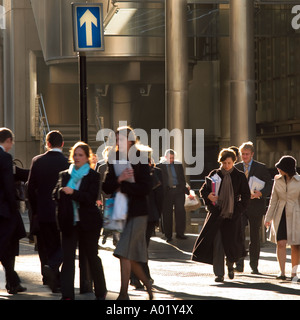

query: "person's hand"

left=96, top=200, right=102, bottom=207
left=62, top=186, right=74, bottom=195
left=251, top=190, right=262, bottom=199
left=208, top=192, right=218, bottom=203
left=118, top=168, right=134, bottom=183
left=265, top=221, right=271, bottom=231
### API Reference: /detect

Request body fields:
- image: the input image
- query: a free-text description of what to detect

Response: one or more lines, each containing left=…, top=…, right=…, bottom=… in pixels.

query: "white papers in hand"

left=211, top=173, right=222, bottom=196
left=113, top=161, right=135, bottom=183
left=249, top=176, right=265, bottom=194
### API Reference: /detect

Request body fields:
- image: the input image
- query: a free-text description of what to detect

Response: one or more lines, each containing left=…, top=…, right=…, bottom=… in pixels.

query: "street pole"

left=79, top=52, right=88, bottom=143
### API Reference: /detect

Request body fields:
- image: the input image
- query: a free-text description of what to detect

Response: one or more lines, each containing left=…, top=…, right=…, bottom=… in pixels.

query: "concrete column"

left=165, top=0, right=188, bottom=162
left=111, top=84, right=132, bottom=131
left=229, top=0, right=256, bottom=148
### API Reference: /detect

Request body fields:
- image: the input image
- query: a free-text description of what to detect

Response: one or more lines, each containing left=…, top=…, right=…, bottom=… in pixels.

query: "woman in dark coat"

left=53, top=142, right=106, bottom=300
left=102, top=125, right=153, bottom=300
left=192, top=148, right=250, bottom=282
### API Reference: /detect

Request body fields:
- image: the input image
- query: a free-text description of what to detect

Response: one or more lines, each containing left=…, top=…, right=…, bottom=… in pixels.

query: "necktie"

left=244, top=164, right=249, bottom=179
left=167, top=164, right=174, bottom=187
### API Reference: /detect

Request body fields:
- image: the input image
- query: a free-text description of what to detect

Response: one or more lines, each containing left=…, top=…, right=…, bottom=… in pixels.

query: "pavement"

left=0, top=211, right=300, bottom=302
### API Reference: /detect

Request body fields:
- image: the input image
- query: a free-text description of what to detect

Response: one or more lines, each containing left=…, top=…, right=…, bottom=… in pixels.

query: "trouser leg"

left=61, top=227, right=77, bottom=299
left=174, top=191, right=186, bottom=237
left=213, top=230, right=225, bottom=277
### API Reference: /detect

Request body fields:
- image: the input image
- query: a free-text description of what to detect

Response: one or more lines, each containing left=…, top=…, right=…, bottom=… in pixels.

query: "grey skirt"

left=114, top=215, right=148, bottom=263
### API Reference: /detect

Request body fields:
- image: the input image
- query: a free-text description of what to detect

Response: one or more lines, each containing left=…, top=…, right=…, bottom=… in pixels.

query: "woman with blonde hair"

left=53, top=141, right=107, bottom=300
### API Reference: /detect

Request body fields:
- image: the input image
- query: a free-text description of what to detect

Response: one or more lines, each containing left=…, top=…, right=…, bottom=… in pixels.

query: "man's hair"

left=46, top=130, right=64, bottom=148
left=164, top=149, right=176, bottom=157
left=239, top=141, right=254, bottom=154
left=0, top=127, right=14, bottom=143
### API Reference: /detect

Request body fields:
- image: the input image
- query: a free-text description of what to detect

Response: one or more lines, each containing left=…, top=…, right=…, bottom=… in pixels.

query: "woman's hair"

left=218, top=148, right=237, bottom=164
left=115, top=125, right=137, bottom=151
left=108, top=125, right=152, bottom=163
left=69, top=141, right=93, bottom=166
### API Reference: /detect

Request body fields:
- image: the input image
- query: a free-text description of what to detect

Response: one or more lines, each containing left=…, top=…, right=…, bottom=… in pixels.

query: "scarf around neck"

left=67, top=163, right=90, bottom=190
left=67, top=163, right=90, bottom=224
left=218, top=167, right=234, bottom=219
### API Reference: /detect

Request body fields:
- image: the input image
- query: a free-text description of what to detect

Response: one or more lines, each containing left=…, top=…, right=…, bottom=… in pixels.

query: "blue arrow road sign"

left=72, top=3, right=104, bottom=51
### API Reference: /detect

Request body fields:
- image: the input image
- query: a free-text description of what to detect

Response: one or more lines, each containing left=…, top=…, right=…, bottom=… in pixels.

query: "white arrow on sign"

left=80, top=9, right=98, bottom=46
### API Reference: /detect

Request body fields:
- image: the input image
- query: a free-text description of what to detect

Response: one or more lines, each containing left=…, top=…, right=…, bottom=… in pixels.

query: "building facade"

left=1, top=0, right=300, bottom=177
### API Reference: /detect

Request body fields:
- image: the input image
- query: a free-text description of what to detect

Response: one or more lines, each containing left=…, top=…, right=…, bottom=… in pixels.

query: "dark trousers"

left=1, top=251, right=20, bottom=289
left=162, top=188, right=186, bottom=239
left=236, top=212, right=262, bottom=271
left=36, top=222, right=62, bottom=279
left=61, top=223, right=106, bottom=299
left=0, top=217, right=21, bottom=289
left=213, top=230, right=234, bottom=277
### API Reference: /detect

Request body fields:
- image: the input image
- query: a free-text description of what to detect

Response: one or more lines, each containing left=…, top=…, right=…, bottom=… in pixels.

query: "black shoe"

left=166, top=237, right=173, bottom=243
left=228, top=270, right=234, bottom=280
left=234, top=266, right=243, bottom=273
left=42, top=265, right=60, bottom=293
left=95, top=291, right=107, bottom=300
left=176, top=235, right=188, bottom=240
left=251, top=268, right=260, bottom=275
left=7, top=284, right=27, bottom=295
left=130, top=279, right=144, bottom=289
left=214, top=276, right=224, bottom=283
left=276, top=274, right=287, bottom=280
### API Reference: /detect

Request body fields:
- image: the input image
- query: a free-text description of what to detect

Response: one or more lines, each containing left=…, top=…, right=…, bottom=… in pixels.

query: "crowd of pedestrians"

left=0, top=125, right=299, bottom=300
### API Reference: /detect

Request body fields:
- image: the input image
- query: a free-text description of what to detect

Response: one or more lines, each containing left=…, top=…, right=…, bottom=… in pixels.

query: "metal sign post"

left=72, top=3, right=104, bottom=143
left=79, top=53, right=88, bottom=143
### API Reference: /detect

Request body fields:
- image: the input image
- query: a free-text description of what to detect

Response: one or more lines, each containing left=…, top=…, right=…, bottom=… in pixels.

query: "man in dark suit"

left=235, top=141, right=272, bottom=274
left=0, top=128, right=27, bottom=294
left=157, top=149, right=189, bottom=242
left=28, top=130, right=69, bottom=292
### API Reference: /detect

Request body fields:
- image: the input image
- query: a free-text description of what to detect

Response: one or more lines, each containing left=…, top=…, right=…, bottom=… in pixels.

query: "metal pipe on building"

left=165, top=0, right=188, bottom=162
left=229, top=0, right=256, bottom=148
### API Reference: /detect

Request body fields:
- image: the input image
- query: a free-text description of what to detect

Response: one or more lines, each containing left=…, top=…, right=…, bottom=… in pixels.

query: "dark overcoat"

left=102, top=150, right=152, bottom=220
left=0, top=148, right=26, bottom=259
left=192, top=167, right=250, bottom=264
left=53, top=168, right=103, bottom=235
left=235, top=160, right=272, bottom=217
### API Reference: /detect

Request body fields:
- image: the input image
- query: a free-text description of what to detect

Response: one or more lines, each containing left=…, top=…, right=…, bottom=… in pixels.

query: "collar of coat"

left=274, top=173, right=300, bottom=182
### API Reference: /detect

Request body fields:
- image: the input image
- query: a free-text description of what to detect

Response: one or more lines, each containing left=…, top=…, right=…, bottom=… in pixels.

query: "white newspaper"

left=249, top=176, right=265, bottom=194
left=211, top=173, right=222, bottom=196
left=113, top=160, right=135, bottom=183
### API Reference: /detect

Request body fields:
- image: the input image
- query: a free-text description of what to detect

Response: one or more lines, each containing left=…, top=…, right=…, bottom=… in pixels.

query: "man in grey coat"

left=235, top=141, right=273, bottom=274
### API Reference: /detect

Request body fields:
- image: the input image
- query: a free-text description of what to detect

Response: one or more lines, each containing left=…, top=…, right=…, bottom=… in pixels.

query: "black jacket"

left=0, top=148, right=26, bottom=259
left=235, top=160, right=272, bottom=216
left=102, top=152, right=152, bottom=220
left=0, top=148, right=18, bottom=218
left=192, top=167, right=250, bottom=264
left=28, top=150, right=69, bottom=223
left=53, top=168, right=103, bottom=235
left=157, top=161, right=189, bottom=195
